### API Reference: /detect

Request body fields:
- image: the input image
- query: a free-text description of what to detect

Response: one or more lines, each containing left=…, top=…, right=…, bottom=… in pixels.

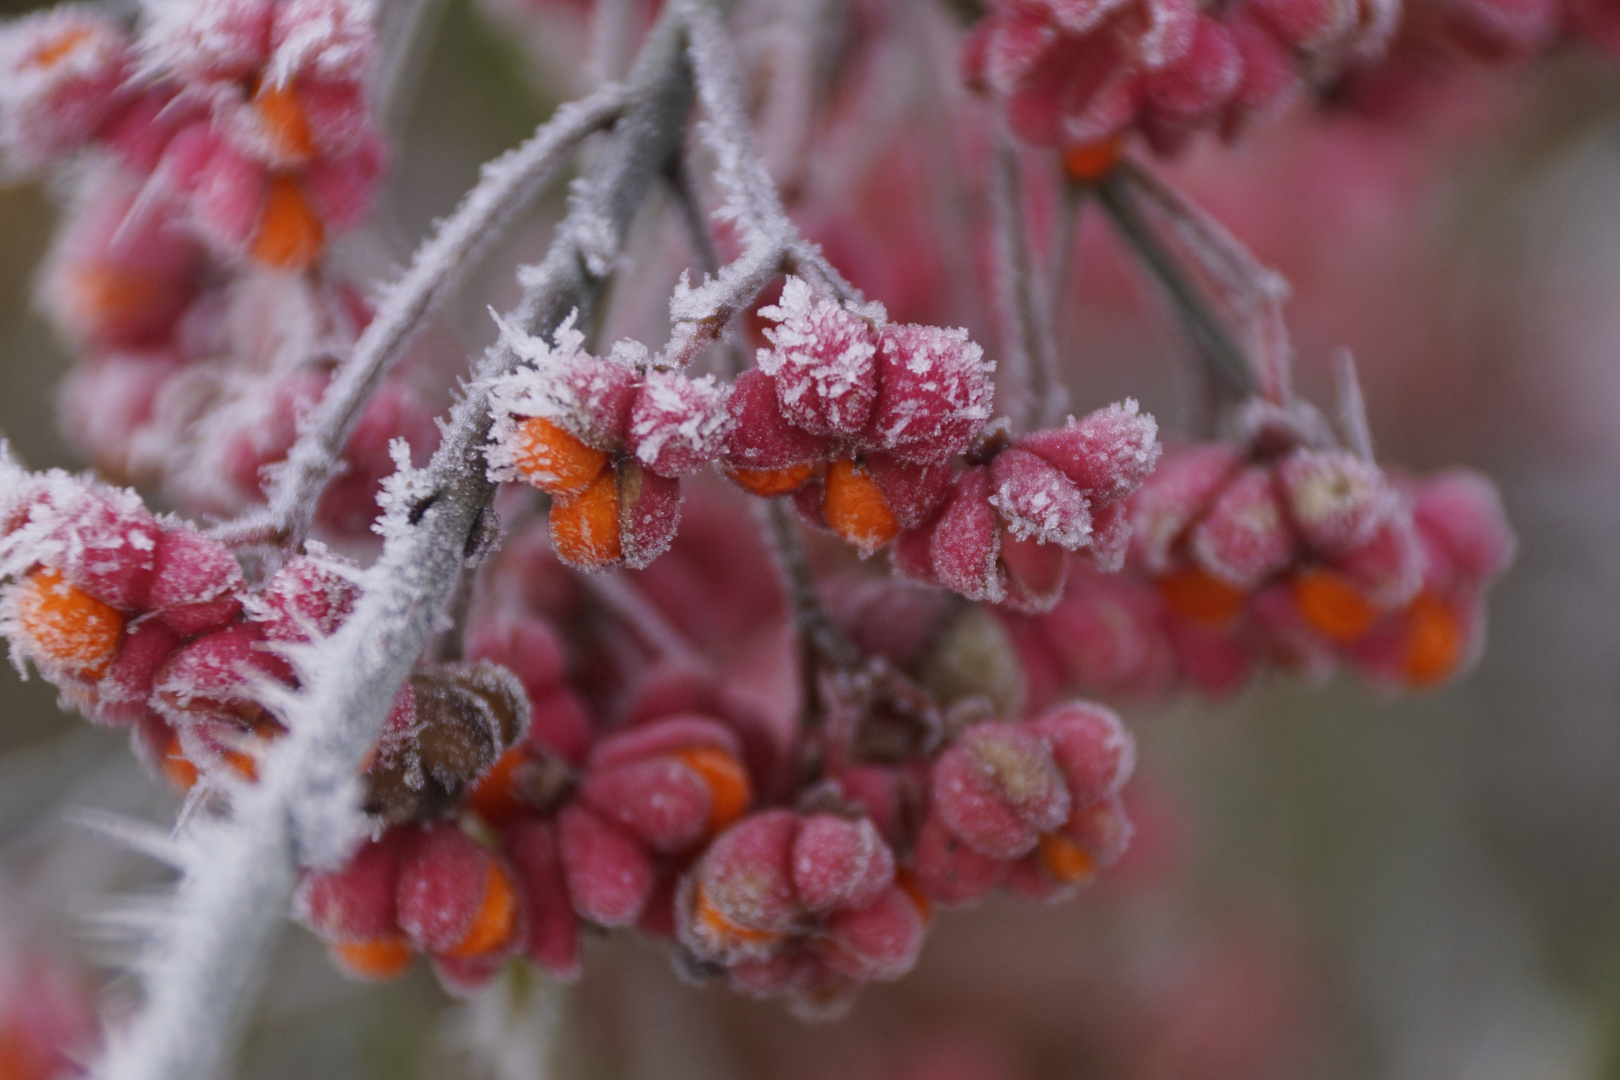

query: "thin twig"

left=1094, top=172, right=1255, bottom=401
left=662, top=158, right=750, bottom=375
left=212, top=81, right=631, bottom=552
left=989, top=130, right=1064, bottom=433
left=579, top=572, right=701, bottom=664
left=94, top=12, right=696, bottom=1080
left=1117, top=158, right=1293, bottom=401
left=761, top=500, right=860, bottom=673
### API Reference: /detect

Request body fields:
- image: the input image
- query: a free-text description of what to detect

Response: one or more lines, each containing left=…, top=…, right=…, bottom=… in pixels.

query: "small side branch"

left=1094, top=172, right=1256, bottom=401
left=989, top=130, right=1064, bottom=432
left=215, top=81, right=631, bottom=552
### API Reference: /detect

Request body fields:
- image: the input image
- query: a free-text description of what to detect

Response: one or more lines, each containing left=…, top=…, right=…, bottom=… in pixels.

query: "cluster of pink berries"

left=963, top=0, right=1394, bottom=168
left=490, top=278, right=1162, bottom=612
left=1007, top=411, right=1515, bottom=703
left=1, top=0, right=441, bottom=537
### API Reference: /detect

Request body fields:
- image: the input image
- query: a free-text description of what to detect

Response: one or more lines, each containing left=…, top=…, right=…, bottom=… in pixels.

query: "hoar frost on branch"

left=0, top=0, right=1534, bottom=1076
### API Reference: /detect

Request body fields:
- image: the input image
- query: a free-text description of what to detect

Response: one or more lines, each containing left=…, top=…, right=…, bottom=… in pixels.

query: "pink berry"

left=790, top=813, right=895, bottom=915
left=932, top=722, right=1070, bottom=860
left=502, top=815, right=582, bottom=980
left=926, top=467, right=1003, bottom=603
left=628, top=370, right=731, bottom=478
left=618, top=461, right=683, bottom=570
left=757, top=277, right=881, bottom=440
left=990, top=447, right=1092, bottom=550
left=148, top=527, right=245, bottom=635
left=1188, top=466, right=1295, bottom=590
left=254, top=554, right=359, bottom=643
left=1277, top=449, right=1398, bottom=559
left=865, top=323, right=995, bottom=465
left=864, top=453, right=953, bottom=529
left=1025, top=701, right=1136, bottom=806
left=558, top=802, right=656, bottom=927
left=0, top=8, right=131, bottom=170
left=911, top=810, right=1010, bottom=906
left=723, top=368, right=830, bottom=470
left=820, top=884, right=926, bottom=982
left=1128, top=443, right=1241, bottom=574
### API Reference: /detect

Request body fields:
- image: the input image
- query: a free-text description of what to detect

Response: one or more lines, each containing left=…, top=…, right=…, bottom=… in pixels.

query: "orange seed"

left=1157, top=565, right=1247, bottom=626
left=1062, top=134, right=1124, bottom=183
left=1037, top=832, right=1096, bottom=885
left=13, top=568, right=124, bottom=678
left=674, top=746, right=751, bottom=833
left=726, top=461, right=815, bottom=497
left=1292, top=568, right=1380, bottom=643
left=255, top=81, right=314, bottom=164
left=823, top=459, right=899, bottom=555
left=331, top=937, right=414, bottom=980
left=509, top=416, right=609, bottom=497
left=1403, top=592, right=1463, bottom=688
left=445, top=860, right=519, bottom=958
left=549, top=469, right=623, bottom=571
left=251, top=176, right=324, bottom=271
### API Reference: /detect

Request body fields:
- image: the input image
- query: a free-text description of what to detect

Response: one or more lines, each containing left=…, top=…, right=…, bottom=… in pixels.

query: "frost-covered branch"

left=1095, top=171, right=1256, bottom=400
left=658, top=0, right=863, bottom=370
left=990, top=129, right=1065, bottom=432
left=215, top=80, right=631, bottom=552
left=95, top=12, right=696, bottom=1080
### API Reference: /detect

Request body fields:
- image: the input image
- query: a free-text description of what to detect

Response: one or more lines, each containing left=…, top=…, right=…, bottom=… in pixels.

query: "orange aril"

left=27, top=25, right=91, bottom=68
left=823, top=458, right=899, bottom=554
left=1157, top=565, right=1247, bottom=626
left=332, top=937, right=414, bottom=980
left=445, top=860, right=518, bottom=958
left=466, top=747, right=530, bottom=827
left=1403, top=593, right=1463, bottom=688
left=895, top=870, right=933, bottom=926
left=251, top=177, right=324, bottom=270
left=13, top=568, right=124, bottom=678
left=160, top=730, right=200, bottom=792
left=1292, top=568, right=1380, bottom=643
left=726, top=461, right=814, bottom=497
left=693, top=883, right=782, bottom=949
left=549, top=469, right=622, bottom=570
left=1062, top=134, right=1124, bottom=183
left=674, top=746, right=751, bottom=833
left=1037, top=832, right=1096, bottom=885
left=255, top=81, right=314, bottom=164
left=509, top=416, right=608, bottom=497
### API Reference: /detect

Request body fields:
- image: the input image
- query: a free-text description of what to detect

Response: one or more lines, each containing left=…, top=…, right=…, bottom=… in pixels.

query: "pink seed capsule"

left=1018, top=400, right=1162, bottom=508
left=1277, top=449, right=1398, bottom=559
left=819, top=884, right=927, bottom=982
left=395, top=822, right=520, bottom=959
left=1060, top=794, right=1134, bottom=869
left=254, top=554, right=359, bottom=643
left=526, top=688, right=593, bottom=766
left=51, top=492, right=162, bottom=612
left=297, top=827, right=408, bottom=945
left=628, top=370, right=732, bottom=478
left=724, top=368, right=829, bottom=470
left=95, top=617, right=183, bottom=727
left=865, top=323, right=995, bottom=465
left=617, top=461, right=683, bottom=570
left=757, top=276, right=881, bottom=439
left=790, top=814, right=895, bottom=915
left=928, top=467, right=1003, bottom=603
left=1024, top=701, right=1136, bottom=806
left=141, top=0, right=276, bottom=82
left=682, top=809, right=800, bottom=961
left=148, top=527, right=245, bottom=636
left=1080, top=500, right=1132, bottom=573
left=932, top=722, right=1070, bottom=860
left=557, top=802, right=656, bottom=927
left=1139, top=15, right=1242, bottom=139
left=189, top=139, right=269, bottom=254
left=1127, top=443, right=1241, bottom=574
left=1333, top=511, right=1424, bottom=609
left=0, top=8, right=132, bottom=170
left=990, top=447, right=1092, bottom=550
left=302, top=133, right=386, bottom=232
left=1188, top=466, right=1296, bottom=590
left=269, top=0, right=377, bottom=81
left=1411, top=470, right=1516, bottom=589
left=998, top=529, right=1069, bottom=614
left=152, top=622, right=289, bottom=723
left=864, top=453, right=953, bottom=529
left=580, top=756, right=714, bottom=854
left=464, top=613, right=566, bottom=703
left=1220, top=11, right=1300, bottom=136
left=502, top=815, right=581, bottom=981
left=910, top=810, right=1010, bottom=906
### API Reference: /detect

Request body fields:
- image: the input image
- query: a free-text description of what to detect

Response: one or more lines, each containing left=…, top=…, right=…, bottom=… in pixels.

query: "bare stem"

left=1117, top=159, right=1293, bottom=402
left=760, top=500, right=859, bottom=674
left=1094, top=171, right=1256, bottom=401
left=989, top=130, right=1065, bottom=433
left=94, top=13, right=696, bottom=1080
left=212, top=81, right=631, bottom=553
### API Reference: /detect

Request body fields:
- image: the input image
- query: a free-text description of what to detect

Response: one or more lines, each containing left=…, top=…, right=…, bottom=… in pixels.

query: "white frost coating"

left=265, top=0, right=377, bottom=86
left=233, top=79, right=630, bottom=550
left=628, top=369, right=732, bottom=473
left=990, top=476, right=1092, bottom=550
